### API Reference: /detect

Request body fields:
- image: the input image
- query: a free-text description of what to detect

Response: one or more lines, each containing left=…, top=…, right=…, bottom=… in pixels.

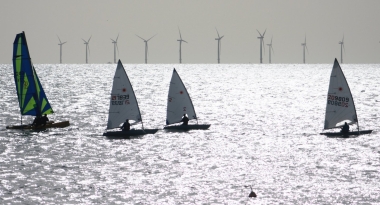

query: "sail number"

left=327, top=95, right=349, bottom=107
left=111, top=95, right=129, bottom=105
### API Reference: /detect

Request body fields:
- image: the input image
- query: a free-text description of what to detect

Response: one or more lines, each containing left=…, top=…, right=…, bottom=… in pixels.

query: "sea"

left=1, top=63, right=380, bottom=204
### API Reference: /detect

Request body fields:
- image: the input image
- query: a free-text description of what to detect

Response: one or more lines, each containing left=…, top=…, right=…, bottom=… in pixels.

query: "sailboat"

left=6, top=31, right=70, bottom=130
left=164, top=68, right=210, bottom=130
left=103, top=60, right=158, bottom=137
left=320, top=59, right=372, bottom=136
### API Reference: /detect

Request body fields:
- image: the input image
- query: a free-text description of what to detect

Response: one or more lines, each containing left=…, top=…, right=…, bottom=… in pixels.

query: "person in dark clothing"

left=121, top=119, right=130, bottom=131
left=32, top=116, right=42, bottom=127
left=341, top=122, right=349, bottom=134
left=41, top=114, right=49, bottom=126
left=180, top=114, right=189, bottom=125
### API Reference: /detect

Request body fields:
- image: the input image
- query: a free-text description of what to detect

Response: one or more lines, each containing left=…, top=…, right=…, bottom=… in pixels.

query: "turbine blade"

left=306, top=45, right=309, bottom=54
left=343, top=44, right=346, bottom=54
left=116, top=43, right=119, bottom=54
left=183, top=40, right=188, bottom=43
left=271, top=46, right=274, bottom=55
left=215, top=28, right=220, bottom=38
left=304, top=35, right=306, bottom=44
left=116, top=34, right=119, bottom=42
left=88, top=35, right=92, bottom=42
left=88, top=44, right=90, bottom=55
left=147, top=34, right=157, bottom=42
left=178, top=27, right=182, bottom=40
left=262, top=29, right=266, bottom=37
left=271, top=36, right=273, bottom=44
left=256, top=29, right=262, bottom=37
left=82, top=38, right=86, bottom=43
left=62, top=42, right=67, bottom=44
left=57, top=35, right=62, bottom=43
left=136, top=34, right=146, bottom=41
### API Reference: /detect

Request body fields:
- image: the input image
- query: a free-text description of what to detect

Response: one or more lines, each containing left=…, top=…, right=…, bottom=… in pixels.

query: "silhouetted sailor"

left=341, top=122, right=349, bottom=134
left=121, top=119, right=130, bottom=131
left=180, top=114, right=189, bottom=125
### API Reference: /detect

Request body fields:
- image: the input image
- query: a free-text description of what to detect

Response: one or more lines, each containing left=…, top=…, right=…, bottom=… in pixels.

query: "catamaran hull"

left=103, top=129, right=159, bottom=137
left=164, top=124, right=211, bottom=130
left=320, top=130, right=373, bottom=137
left=6, top=121, right=70, bottom=130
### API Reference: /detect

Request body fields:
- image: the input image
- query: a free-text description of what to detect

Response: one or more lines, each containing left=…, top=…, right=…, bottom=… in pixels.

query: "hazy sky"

left=1, top=0, right=380, bottom=64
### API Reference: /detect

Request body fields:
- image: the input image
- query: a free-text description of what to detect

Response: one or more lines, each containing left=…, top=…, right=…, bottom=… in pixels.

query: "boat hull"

left=103, top=129, right=159, bottom=138
left=164, top=124, right=211, bottom=130
left=6, top=121, right=70, bottom=130
left=320, top=130, right=372, bottom=137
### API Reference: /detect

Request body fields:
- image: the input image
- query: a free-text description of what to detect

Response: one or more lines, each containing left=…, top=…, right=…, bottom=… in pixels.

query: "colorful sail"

left=106, top=60, right=142, bottom=129
left=12, top=32, right=54, bottom=116
left=324, top=58, right=357, bottom=129
left=166, top=68, right=197, bottom=125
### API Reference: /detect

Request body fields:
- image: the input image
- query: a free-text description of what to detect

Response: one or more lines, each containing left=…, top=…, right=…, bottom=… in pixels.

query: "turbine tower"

left=215, top=28, right=224, bottom=64
left=301, top=36, right=309, bottom=64
left=257, top=29, right=266, bottom=63
left=82, top=36, right=91, bottom=64
left=338, top=35, right=345, bottom=63
left=136, top=34, right=157, bottom=64
left=57, top=36, right=67, bottom=64
left=266, top=37, right=274, bottom=64
left=111, top=34, right=119, bottom=64
left=177, top=28, right=187, bottom=64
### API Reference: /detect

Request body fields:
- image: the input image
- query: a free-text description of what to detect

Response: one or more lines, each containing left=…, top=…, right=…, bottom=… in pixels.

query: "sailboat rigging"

left=6, top=31, right=70, bottom=129
left=103, top=60, right=158, bottom=137
left=164, top=68, right=210, bottom=130
left=320, top=59, right=372, bottom=136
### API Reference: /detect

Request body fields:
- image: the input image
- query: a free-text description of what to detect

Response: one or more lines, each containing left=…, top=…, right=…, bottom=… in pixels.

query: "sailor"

left=41, top=114, right=49, bottom=126
left=32, top=115, right=42, bottom=127
left=121, top=119, right=131, bottom=131
left=180, top=114, right=189, bottom=125
left=341, top=122, right=349, bottom=134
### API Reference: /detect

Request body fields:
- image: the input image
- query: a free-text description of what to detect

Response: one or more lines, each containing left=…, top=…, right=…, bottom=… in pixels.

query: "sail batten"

left=106, top=60, right=142, bottom=129
left=324, top=59, right=358, bottom=129
left=166, top=69, right=197, bottom=125
left=12, top=32, right=53, bottom=117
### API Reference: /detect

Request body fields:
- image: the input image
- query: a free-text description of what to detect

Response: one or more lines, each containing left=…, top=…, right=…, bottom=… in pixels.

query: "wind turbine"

left=111, top=34, right=119, bottom=64
left=82, top=36, right=91, bottom=64
left=257, top=29, right=266, bottom=64
left=301, top=35, right=309, bottom=64
left=338, top=35, right=345, bottom=63
left=267, top=36, right=274, bottom=64
left=215, top=28, right=224, bottom=64
left=177, top=28, right=187, bottom=64
left=57, top=36, right=67, bottom=64
left=136, top=34, right=157, bottom=64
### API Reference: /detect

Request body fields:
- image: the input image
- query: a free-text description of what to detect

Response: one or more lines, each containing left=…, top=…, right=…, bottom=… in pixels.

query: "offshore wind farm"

left=2, top=1, right=380, bottom=204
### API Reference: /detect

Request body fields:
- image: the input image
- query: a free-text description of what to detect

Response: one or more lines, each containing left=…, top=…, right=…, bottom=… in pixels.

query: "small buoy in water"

left=248, top=185, right=257, bottom=198
left=361, top=90, right=365, bottom=92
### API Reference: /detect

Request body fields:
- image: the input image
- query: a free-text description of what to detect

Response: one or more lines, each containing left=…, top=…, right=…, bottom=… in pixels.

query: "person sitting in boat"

left=41, top=114, right=49, bottom=126
left=341, top=122, right=349, bottom=134
left=121, top=119, right=130, bottom=131
left=32, top=115, right=42, bottom=127
left=180, top=114, right=189, bottom=125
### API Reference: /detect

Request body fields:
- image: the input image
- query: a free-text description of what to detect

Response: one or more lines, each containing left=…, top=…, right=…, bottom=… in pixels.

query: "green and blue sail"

left=12, top=32, right=53, bottom=116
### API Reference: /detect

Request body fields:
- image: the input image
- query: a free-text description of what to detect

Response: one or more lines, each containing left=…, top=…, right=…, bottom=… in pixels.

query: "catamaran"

left=103, top=60, right=158, bottom=137
left=164, top=68, right=210, bottom=130
left=320, top=59, right=372, bottom=136
left=6, top=31, right=70, bottom=130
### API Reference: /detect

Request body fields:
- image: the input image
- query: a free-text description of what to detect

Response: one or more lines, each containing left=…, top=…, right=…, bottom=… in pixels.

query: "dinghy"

left=164, top=68, right=210, bottom=130
left=6, top=32, right=70, bottom=130
left=103, top=60, right=158, bottom=137
left=320, top=59, right=372, bottom=137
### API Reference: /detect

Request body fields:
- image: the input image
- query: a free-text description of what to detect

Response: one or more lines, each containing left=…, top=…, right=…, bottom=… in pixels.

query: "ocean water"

left=0, top=63, right=380, bottom=204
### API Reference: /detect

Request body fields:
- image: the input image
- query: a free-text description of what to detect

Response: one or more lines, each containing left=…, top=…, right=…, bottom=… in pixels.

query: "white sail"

left=324, top=59, right=358, bottom=129
left=166, top=69, right=197, bottom=125
left=106, top=60, right=142, bottom=129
